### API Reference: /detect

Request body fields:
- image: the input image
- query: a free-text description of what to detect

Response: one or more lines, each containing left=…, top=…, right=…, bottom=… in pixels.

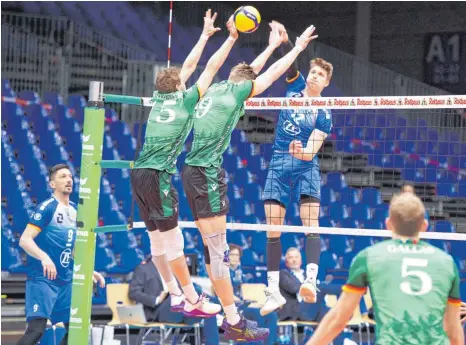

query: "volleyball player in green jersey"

left=131, top=10, right=240, bottom=318
left=306, top=193, right=464, bottom=345
left=181, top=24, right=318, bottom=341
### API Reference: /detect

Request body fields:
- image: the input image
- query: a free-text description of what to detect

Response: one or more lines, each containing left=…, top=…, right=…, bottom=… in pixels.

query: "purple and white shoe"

left=183, top=293, right=221, bottom=318
left=224, top=316, right=269, bottom=342
left=170, top=294, right=185, bottom=313
left=221, top=316, right=257, bottom=330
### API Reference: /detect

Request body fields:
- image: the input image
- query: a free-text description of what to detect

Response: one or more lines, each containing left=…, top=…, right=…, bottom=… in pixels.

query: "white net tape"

left=131, top=221, right=466, bottom=241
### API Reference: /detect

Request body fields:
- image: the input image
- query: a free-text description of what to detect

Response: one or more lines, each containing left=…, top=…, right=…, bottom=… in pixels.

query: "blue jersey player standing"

left=261, top=22, right=334, bottom=316
left=17, top=164, right=105, bottom=345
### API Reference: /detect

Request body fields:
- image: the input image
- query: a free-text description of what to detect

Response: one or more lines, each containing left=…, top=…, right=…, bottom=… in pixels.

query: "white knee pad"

left=148, top=230, right=166, bottom=257
left=162, top=227, right=184, bottom=262
left=204, top=232, right=230, bottom=280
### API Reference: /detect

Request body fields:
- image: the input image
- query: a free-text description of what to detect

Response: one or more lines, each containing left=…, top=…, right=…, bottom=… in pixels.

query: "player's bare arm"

left=289, top=129, right=328, bottom=161
left=251, top=25, right=318, bottom=97
left=444, top=302, right=465, bottom=345
left=196, top=16, right=238, bottom=96
left=460, top=301, right=466, bottom=324
left=274, top=21, right=299, bottom=80
left=249, top=22, right=284, bottom=74
left=179, top=9, right=221, bottom=84
left=19, top=225, right=57, bottom=280
left=306, top=291, right=364, bottom=345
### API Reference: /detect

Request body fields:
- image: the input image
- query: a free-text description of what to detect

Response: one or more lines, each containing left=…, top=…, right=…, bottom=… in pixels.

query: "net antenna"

left=167, top=1, right=173, bottom=68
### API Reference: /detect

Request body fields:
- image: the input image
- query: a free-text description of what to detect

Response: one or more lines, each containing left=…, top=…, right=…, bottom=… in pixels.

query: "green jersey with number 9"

left=185, top=80, right=254, bottom=168
left=133, top=86, right=200, bottom=174
left=344, top=239, right=461, bottom=345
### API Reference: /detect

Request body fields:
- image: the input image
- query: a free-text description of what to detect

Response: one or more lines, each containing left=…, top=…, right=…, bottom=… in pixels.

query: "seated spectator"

left=279, top=248, right=368, bottom=322
left=129, top=255, right=219, bottom=345
left=228, top=244, right=278, bottom=345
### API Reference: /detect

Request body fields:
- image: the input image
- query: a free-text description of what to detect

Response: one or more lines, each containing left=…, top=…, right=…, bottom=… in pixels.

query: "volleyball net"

left=67, top=82, right=466, bottom=344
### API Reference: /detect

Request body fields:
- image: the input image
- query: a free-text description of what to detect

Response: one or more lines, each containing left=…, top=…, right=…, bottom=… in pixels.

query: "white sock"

left=181, top=283, right=199, bottom=304
left=224, top=303, right=241, bottom=325
left=267, top=271, right=280, bottom=291
left=306, top=263, right=319, bottom=282
left=166, top=279, right=182, bottom=296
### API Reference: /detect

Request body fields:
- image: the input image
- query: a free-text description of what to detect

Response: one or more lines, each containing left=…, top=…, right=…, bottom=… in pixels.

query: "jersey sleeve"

left=28, top=201, right=55, bottom=232
left=183, top=85, right=201, bottom=114
left=232, top=80, right=254, bottom=102
left=447, top=258, right=461, bottom=306
left=315, top=109, right=333, bottom=134
left=286, top=71, right=306, bottom=95
left=342, top=250, right=369, bottom=293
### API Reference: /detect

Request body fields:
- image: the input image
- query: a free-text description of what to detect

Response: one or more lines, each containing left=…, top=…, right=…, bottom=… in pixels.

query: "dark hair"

left=230, top=62, right=258, bottom=82
left=229, top=244, right=243, bottom=257
left=155, top=67, right=181, bottom=93
left=49, top=164, right=71, bottom=181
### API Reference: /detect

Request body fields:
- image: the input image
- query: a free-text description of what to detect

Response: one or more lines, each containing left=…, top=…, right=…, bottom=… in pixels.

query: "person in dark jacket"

left=129, top=256, right=219, bottom=345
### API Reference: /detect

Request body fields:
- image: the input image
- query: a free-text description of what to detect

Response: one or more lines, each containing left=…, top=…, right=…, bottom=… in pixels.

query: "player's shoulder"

left=69, top=201, right=78, bottom=212
left=421, top=240, right=456, bottom=263
left=35, top=197, right=58, bottom=213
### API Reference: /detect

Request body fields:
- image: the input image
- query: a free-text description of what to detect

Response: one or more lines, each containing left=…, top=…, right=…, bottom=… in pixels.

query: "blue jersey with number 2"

left=273, top=72, right=332, bottom=166
left=27, top=196, right=77, bottom=283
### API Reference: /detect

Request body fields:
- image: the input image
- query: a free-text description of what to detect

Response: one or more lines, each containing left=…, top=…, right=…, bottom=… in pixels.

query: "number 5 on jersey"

left=400, top=258, right=432, bottom=296
left=151, top=100, right=177, bottom=123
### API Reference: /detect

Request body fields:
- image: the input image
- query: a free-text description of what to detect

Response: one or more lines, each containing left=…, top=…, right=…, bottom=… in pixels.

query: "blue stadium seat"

left=352, top=237, right=374, bottom=251
left=326, top=172, right=347, bottom=192
left=328, top=204, right=348, bottom=222
left=351, top=204, right=371, bottom=222
left=95, top=247, right=118, bottom=272
left=458, top=179, right=466, bottom=198
left=436, top=179, right=458, bottom=198
left=362, top=219, right=385, bottom=230
left=319, top=216, right=336, bottom=228
left=2, top=78, right=15, bottom=97
left=361, top=187, right=382, bottom=207
left=18, top=91, right=40, bottom=103
left=373, top=203, right=389, bottom=222
left=342, top=250, right=357, bottom=268
left=340, top=187, right=360, bottom=207
left=340, top=218, right=359, bottom=229
left=318, top=250, right=339, bottom=281
left=320, top=185, right=336, bottom=207
left=119, top=248, right=145, bottom=273
left=241, top=249, right=260, bottom=267
left=43, top=92, right=63, bottom=106
left=434, top=220, right=455, bottom=233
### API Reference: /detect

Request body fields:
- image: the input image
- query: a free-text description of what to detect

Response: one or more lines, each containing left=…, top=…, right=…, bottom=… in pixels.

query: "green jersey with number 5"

left=185, top=80, right=254, bottom=168
left=134, top=86, right=200, bottom=174
left=344, top=239, right=461, bottom=345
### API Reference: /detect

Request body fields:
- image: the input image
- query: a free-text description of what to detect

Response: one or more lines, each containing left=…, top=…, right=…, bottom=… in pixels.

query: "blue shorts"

left=263, top=153, right=321, bottom=207
left=25, top=277, right=72, bottom=324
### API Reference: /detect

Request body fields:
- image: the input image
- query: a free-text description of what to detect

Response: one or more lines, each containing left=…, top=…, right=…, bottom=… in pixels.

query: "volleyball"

left=233, top=6, right=261, bottom=33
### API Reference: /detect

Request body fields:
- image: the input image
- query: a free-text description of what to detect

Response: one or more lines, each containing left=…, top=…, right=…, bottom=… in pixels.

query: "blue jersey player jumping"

left=260, top=22, right=334, bottom=317
left=17, top=164, right=105, bottom=345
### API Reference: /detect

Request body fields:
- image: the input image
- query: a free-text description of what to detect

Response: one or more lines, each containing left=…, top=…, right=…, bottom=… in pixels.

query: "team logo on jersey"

left=83, top=135, right=90, bottom=143
left=60, top=248, right=72, bottom=268
left=80, top=178, right=88, bottom=186
left=74, top=264, right=81, bottom=273
left=162, top=189, right=169, bottom=197
left=211, top=184, right=218, bottom=191
left=33, top=213, right=42, bottom=221
left=283, top=120, right=301, bottom=135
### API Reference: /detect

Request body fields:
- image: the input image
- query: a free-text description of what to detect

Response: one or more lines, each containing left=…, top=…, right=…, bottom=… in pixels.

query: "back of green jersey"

left=134, top=85, right=200, bottom=174
left=185, top=80, right=254, bottom=167
left=345, top=239, right=461, bottom=345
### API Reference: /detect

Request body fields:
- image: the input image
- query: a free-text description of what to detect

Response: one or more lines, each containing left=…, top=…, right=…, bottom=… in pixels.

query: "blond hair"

left=389, top=193, right=426, bottom=237
left=310, top=58, right=333, bottom=81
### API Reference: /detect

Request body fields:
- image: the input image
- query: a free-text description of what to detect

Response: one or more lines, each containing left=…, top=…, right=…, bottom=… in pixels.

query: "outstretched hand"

left=202, top=9, right=221, bottom=37
left=226, top=15, right=239, bottom=40
left=270, top=21, right=289, bottom=43
left=295, top=25, right=318, bottom=51
left=268, top=22, right=283, bottom=49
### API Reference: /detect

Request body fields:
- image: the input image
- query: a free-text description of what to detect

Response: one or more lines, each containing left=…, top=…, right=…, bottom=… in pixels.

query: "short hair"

left=389, top=193, right=426, bottom=237
left=285, top=247, right=301, bottom=257
left=229, top=244, right=242, bottom=257
left=155, top=67, right=181, bottom=93
left=310, top=58, right=333, bottom=81
left=49, top=164, right=71, bottom=181
left=230, top=62, right=258, bottom=82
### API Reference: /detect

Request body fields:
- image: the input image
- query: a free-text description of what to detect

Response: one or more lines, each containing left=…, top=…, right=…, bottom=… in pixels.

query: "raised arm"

left=274, top=21, right=299, bottom=80
left=179, top=9, right=221, bottom=84
left=306, top=291, right=363, bottom=345
left=251, top=25, right=318, bottom=97
left=196, top=16, right=238, bottom=96
left=249, top=22, right=284, bottom=74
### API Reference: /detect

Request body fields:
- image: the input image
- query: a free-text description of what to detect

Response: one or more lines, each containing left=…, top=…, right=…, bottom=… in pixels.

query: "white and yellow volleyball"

left=233, top=6, right=261, bottom=33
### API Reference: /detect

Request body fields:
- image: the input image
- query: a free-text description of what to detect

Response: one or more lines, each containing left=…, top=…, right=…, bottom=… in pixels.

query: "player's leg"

left=17, top=279, right=58, bottom=345
left=298, top=166, right=322, bottom=303
left=50, top=282, right=73, bottom=345
left=261, top=163, right=289, bottom=316
left=184, top=165, right=269, bottom=341
left=130, top=169, right=184, bottom=308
